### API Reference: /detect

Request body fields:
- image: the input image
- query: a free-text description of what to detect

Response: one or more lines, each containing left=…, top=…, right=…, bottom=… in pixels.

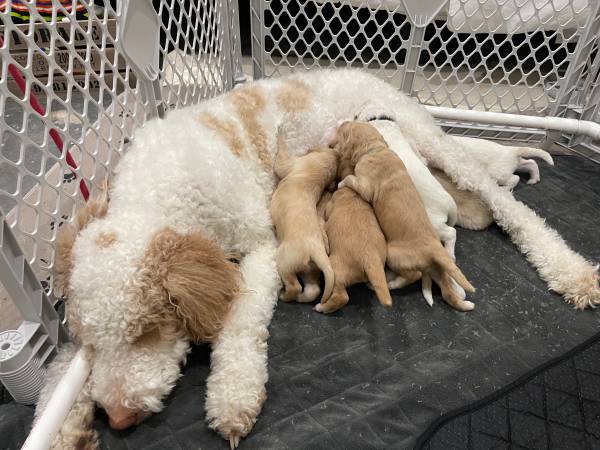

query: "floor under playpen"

left=2, top=154, right=599, bottom=449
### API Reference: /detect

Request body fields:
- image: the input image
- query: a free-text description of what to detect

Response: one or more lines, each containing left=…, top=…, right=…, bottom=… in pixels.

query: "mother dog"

left=36, top=69, right=600, bottom=449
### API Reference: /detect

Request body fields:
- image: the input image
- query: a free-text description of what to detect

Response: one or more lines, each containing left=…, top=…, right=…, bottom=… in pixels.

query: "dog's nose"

left=106, top=405, right=148, bottom=430
left=108, top=413, right=137, bottom=430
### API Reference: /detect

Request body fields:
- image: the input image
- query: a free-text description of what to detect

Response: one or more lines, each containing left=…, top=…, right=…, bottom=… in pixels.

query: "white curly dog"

left=35, top=69, right=600, bottom=449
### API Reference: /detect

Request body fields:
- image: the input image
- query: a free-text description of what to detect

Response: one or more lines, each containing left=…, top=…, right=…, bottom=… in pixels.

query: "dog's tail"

left=274, top=130, right=294, bottom=179
left=310, top=242, right=335, bottom=301
left=421, top=274, right=434, bottom=307
left=432, top=250, right=475, bottom=294
left=364, top=258, right=393, bottom=307
left=518, top=147, right=554, bottom=166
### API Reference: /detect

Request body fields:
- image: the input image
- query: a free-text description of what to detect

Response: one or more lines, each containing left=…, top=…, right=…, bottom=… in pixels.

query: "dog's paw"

left=207, top=387, right=267, bottom=449
left=314, top=303, right=326, bottom=313
left=459, top=300, right=475, bottom=312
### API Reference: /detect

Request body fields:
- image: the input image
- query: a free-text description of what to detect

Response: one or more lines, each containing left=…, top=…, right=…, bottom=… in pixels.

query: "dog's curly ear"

left=140, top=228, right=240, bottom=344
left=54, top=187, right=109, bottom=297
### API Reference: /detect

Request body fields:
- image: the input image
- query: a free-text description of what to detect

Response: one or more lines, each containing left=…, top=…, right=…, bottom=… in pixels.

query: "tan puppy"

left=271, top=134, right=338, bottom=302
left=336, top=121, right=476, bottom=311
left=315, top=186, right=414, bottom=313
left=430, top=168, right=494, bottom=231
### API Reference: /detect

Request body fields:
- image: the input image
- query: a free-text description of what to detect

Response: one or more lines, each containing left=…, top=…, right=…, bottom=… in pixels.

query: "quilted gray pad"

left=418, top=333, right=600, bottom=449
left=2, top=155, right=600, bottom=450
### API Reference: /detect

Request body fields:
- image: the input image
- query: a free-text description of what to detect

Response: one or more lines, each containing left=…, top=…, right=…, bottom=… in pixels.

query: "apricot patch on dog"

left=197, top=112, right=245, bottom=158
left=276, top=80, right=312, bottom=113
left=230, top=86, right=272, bottom=171
left=95, top=231, right=117, bottom=248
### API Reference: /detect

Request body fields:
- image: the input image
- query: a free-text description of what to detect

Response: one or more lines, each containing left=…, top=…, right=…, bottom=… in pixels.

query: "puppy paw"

left=450, top=280, right=466, bottom=300
left=278, top=292, right=295, bottom=302
left=314, top=303, right=326, bottom=313
left=459, top=300, right=475, bottom=312
left=297, top=284, right=320, bottom=303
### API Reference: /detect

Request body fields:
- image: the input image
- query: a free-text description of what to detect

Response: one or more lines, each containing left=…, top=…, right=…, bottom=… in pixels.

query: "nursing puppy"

left=453, top=136, right=554, bottom=188
left=315, top=185, right=411, bottom=313
left=431, top=168, right=494, bottom=231
left=336, top=121, right=476, bottom=311
left=366, top=119, right=462, bottom=306
left=271, top=134, right=338, bottom=302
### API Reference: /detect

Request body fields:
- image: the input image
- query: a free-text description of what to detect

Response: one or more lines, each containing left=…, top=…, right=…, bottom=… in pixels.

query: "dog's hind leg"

left=276, top=245, right=303, bottom=301
left=388, top=270, right=421, bottom=289
left=439, top=225, right=457, bottom=261
left=338, top=175, right=373, bottom=203
left=504, top=174, right=521, bottom=189
left=386, top=243, right=421, bottom=275
left=298, top=268, right=321, bottom=303
left=206, top=242, right=281, bottom=448
left=429, top=266, right=474, bottom=312
left=517, top=158, right=540, bottom=184
left=280, top=273, right=302, bottom=302
left=314, top=283, right=349, bottom=313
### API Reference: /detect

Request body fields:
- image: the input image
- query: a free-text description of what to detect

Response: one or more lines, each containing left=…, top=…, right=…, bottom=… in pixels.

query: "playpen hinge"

left=401, top=0, right=447, bottom=28
left=0, top=215, right=66, bottom=404
left=115, top=0, right=165, bottom=120
left=400, top=0, right=446, bottom=95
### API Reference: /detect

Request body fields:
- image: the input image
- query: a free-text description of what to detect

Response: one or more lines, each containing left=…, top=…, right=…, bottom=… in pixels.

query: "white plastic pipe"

left=21, top=348, right=90, bottom=450
left=426, top=105, right=600, bottom=141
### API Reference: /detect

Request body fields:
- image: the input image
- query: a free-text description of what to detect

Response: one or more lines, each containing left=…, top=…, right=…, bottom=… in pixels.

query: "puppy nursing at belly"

left=270, top=132, right=338, bottom=302
left=335, top=121, right=476, bottom=311
left=314, top=184, right=407, bottom=313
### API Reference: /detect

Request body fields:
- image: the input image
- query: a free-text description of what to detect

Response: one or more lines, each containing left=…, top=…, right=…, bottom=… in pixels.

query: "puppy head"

left=334, top=121, right=387, bottom=171
left=63, top=226, right=239, bottom=430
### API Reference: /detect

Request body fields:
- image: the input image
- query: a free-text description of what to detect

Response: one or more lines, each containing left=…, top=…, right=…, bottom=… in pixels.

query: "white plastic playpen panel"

left=0, top=0, right=599, bottom=406
left=251, top=0, right=600, bottom=146
left=0, top=0, right=237, bottom=403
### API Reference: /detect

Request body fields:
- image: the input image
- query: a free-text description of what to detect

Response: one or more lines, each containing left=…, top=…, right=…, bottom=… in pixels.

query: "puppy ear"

left=141, top=228, right=240, bottom=344
left=54, top=188, right=109, bottom=296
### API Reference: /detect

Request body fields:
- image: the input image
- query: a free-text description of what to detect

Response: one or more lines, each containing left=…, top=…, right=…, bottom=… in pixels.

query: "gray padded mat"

left=417, top=332, right=600, bottom=449
left=1, top=155, right=599, bottom=450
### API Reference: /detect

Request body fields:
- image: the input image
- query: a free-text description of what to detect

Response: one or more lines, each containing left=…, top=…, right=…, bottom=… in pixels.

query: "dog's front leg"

left=338, top=175, right=373, bottom=203
left=205, top=241, right=280, bottom=449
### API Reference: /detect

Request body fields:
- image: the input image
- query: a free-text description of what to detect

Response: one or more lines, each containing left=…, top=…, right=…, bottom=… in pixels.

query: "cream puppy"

left=271, top=134, right=338, bottom=302
left=431, top=168, right=494, bottom=231
left=452, top=136, right=554, bottom=188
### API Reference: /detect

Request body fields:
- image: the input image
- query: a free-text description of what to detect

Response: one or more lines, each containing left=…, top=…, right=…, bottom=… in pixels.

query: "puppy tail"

left=364, top=259, right=393, bottom=308
left=433, top=251, right=475, bottom=294
left=421, top=274, right=434, bottom=307
left=518, top=147, right=554, bottom=166
left=310, top=244, right=335, bottom=301
left=274, top=131, right=294, bottom=179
